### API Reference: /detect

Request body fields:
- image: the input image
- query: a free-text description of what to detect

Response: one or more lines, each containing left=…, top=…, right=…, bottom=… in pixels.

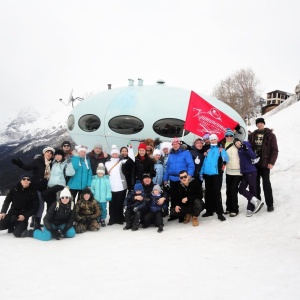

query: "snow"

left=1, top=101, right=300, bottom=300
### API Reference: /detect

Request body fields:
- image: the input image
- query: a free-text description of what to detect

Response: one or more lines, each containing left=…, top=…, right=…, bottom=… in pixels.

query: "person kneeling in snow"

left=21, top=187, right=76, bottom=240
left=123, top=181, right=146, bottom=231
left=74, top=188, right=101, bottom=233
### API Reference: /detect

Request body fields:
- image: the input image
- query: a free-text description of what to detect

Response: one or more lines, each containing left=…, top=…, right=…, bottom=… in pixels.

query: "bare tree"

left=212, top=68, right=262, bottom=119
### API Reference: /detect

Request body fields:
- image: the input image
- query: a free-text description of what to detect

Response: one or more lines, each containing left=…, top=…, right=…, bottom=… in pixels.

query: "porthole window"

left=67, top=115, right=75, bottom=131
left=108, top=115, right=144, bottom=135
left=78, top=114, right=101, bottom=132
left=153, top=118, right=189, bottom=138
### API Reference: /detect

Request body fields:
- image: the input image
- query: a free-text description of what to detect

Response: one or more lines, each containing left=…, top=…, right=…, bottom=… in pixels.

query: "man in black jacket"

left=0, top=174, right=39, bottom=237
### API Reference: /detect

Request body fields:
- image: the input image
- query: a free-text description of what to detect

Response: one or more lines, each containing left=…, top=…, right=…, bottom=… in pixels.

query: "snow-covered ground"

left=1, top=101, right=300, bottom=300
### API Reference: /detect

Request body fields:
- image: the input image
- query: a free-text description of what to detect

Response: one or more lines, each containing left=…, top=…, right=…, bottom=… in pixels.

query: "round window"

left=78, top=114, right=101, bottom=132
left=67, top=115, right=75, bottom=131
left=153, top=118, right=189, bottom=138
left=108, top=115, right=144, bottom=135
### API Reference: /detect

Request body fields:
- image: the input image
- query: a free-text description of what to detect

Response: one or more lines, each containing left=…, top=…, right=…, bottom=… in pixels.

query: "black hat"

left=61, top=141, right=71, bottom=147
left=142, top=173, right=151, bottom=179
left=255, top=118, right=265, bottom=125
left=20, top=173, right=31, bottom=181
left=54, top=148, right=65, bottom=156
left=82, top=187, right=92, bottom=195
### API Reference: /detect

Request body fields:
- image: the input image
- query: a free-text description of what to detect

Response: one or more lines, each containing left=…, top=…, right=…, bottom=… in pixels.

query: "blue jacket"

left=124, top=191, right=146, bottom=211
left=163, top=149, right=195, bottom=182
left=153, top=160, right=164, bottom=186
left=149, top=193, right=168, bottom=213
left=237, top=141, right=257, bottom=174
left=48, top=160, right=75, bottom=188
left=68, top=156, right=92, bottom=190
left=91, top=175, right=112, bottom=203
left=200, top=145, right=229, bottom=176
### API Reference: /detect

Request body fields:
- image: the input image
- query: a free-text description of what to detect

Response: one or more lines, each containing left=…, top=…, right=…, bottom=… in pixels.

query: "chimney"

left=128, top=79, right=134, bottom=86
left=156, top=79, right=165, bottom=85
left=107, top=84, right=112, bottom=90
left=138, top=78, right=143, bottom=86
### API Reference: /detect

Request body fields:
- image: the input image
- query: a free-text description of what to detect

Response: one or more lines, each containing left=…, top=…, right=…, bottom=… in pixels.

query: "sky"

left=0, top=97, right=300, bottom=299
left=0, top=0, right=300, bottom=121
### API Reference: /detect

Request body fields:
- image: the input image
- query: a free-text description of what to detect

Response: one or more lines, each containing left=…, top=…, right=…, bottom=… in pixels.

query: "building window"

left=108, top=115, right=144, bottom=134
left=78, top=114, right=101, bottom=132
left=153, top=118, right=189, bottom=138
left=67, top=115, right=75, bottom=131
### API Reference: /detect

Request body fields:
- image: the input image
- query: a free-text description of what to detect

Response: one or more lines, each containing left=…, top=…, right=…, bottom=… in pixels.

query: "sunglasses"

left=180, top=175, right=188, bottom=179
left=60, top=196, right=70, bottom=199
left=225, top=135, right=234, bottom=138
left=63, top=145, right=70, bottom=147
left=22, top=177, right=31, bottom=181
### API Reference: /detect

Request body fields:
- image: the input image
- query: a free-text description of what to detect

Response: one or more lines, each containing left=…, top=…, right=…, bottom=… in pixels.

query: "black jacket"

left=1, top=183, right=39, bottom=220
left=134, top=155, right=155, bottom=182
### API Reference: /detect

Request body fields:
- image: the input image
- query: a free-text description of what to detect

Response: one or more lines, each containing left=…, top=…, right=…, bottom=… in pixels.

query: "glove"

left=51, top=230, right=62, bottom=240
left=242, top=143, right=248, bottom=150
left=12, top=158, right=24, bottom=168
left=133, top=207, right=138, bottom=212
left=199, top=174, right=204, bottom=181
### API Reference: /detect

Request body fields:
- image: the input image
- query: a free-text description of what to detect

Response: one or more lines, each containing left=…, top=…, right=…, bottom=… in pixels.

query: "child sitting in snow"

left=123, top=181, right=146, bottom=231
left=143, top=185, right=167, bottom=233
left=91, top=163, right=112, bottom=227
left=74, top=188, right=101, bottom=233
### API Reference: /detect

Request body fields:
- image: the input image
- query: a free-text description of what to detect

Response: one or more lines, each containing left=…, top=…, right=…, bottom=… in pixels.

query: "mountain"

left=0, top=105, right=73, bottom=194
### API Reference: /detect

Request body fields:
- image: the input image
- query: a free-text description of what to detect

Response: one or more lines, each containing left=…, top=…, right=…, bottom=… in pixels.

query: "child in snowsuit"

left=123, top=181, right=146, bottom=231
left=74, top=188, right=101, bottom=233
left=143, top=185, right=167, bottom=233
left=91, top=163, right=112, bottom=227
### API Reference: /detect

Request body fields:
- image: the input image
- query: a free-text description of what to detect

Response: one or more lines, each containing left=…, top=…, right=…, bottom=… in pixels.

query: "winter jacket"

left=87, top=150, right=111, bottom=175
left=105, top=158, right=127, bottom=192
left=249, top=128, right=278, bottom=168
left=134, top=155, right=155, bottom=182
left=225, top=142, right=242, bottom=176
left=91, top=175, right=112, bottom=203
left=75, top=198, right=101, bottom=222
left=1, top=183, right=39, bottom=220
left=43, top=200, right=75, bottom=233
left=163, top=148, right=195, bottom=182
left=48, top=159, right=75, bottom=187
left=200, top=145, right=229, bottom=176
left=152, top=160, right=164, bottom=186
left=189, top=145, right=205, bottom=179
left=173, top=178, right=203, bottom=208
left=68, top=156, right=92, bottom=190
left=236, top=141, right=257, bottom=174
left=149, top=193, right=168, bottom=213
left=124, top=191, right=146, bottom=211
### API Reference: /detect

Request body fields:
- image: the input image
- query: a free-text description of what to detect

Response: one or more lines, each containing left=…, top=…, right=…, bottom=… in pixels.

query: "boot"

left=183, top=214, right=192, bottom=224
left=34, top=217, right=42, bottom=230
left=21, top=229, right=34, bottom=238
left=192, top=216, right=199, bottom=226
left=157, top=225, right=163, bottom=233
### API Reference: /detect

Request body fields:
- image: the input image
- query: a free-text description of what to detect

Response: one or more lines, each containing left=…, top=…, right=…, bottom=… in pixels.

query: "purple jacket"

left=237, top=141, right=257, bottom=174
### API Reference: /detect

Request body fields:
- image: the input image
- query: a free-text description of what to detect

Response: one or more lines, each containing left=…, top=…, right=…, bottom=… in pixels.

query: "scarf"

left=44, top=159, right=51, bottom=180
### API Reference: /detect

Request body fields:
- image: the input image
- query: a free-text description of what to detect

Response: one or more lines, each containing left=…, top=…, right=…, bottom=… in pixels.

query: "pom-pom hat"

left=134, top=180, right=143, bottom=191
left=60, top=187, right=71, bottom=198
left=111, top=145, right=120, bottom=155
left=43, top=146, right=55, bottom=154
left=96, top=163, right=106, bottom=174
left=209, top=134, right=218, bottom=141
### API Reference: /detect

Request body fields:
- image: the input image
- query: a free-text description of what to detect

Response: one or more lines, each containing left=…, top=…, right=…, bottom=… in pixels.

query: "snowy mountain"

left=0, top=105, right=73, bottom=193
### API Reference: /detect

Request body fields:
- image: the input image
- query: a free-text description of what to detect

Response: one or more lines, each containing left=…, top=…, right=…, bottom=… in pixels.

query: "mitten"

left=133, top=207, right=138, bottom=212
left=51, top=230, right=62, bottom=240
left=12, top=158, right=24, bottom=168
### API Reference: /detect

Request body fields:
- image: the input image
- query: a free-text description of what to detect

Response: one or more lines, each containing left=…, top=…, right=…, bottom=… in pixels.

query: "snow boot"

left=192, top=216, right=199, bottom=226
left=250, top=197, right=264, bottom=213
left=157, top=225, right=163, bottom=233
left=21, top=229, right=34, bottom=238
left=183, top=214, right=191, bottom=224
left=218, top=214, right=226, bottom=221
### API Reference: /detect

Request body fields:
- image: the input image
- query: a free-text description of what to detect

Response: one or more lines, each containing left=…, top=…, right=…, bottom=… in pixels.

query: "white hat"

left=60, top=187, right=71, bottom=198
left=43, top=146, right=55, bottom=154
left=75, top=145, right=88, bottom=153
left=111, top=145, right=120, bottom=155
left=209, top=134, right=218, bottom=141
left=153, top=149, right=161, bottom=156
left=96, top=163, right=106, bottom=174
left=160, top=142, right=172, bottom=156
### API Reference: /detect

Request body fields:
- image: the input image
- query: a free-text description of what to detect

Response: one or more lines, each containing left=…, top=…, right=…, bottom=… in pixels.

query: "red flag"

left=184, top=91, right=239, bottom=140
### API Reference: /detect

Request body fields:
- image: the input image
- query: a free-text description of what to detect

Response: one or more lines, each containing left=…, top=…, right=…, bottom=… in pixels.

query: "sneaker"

left=246, top=210, right=254, bottom=217
left=157, top=225, right=163, bottom=233
left=217, top=214, right=226, bottom=221
left=229, top=212, right=238, bottom=217
left=267, top=206, right=274, bottom=212
left=100, top=220, right=106, bottom=227
left=224, top=211, right=230, bottom=215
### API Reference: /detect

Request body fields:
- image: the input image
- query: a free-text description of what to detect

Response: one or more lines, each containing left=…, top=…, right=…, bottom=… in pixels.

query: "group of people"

left=0, top=117, right=278, bottom=239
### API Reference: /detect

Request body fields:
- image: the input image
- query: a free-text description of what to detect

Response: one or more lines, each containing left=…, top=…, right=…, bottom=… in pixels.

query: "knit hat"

left=193, top=138, right=203, bottom=145
left=138, top=143, right=147, bottom=150
left=94, top=143, right=103, bottom=149
left=96, top=163, right=106, bottom=174
left=61, top=141, right=71, bottom=147
left=209, top=134, right=218, bottom=141
left=143, top=173, right=151, bottom=179
left=111, top=145, right=120, bottom=155
left=20, top=173, right=31, bottom=181
left=134, top=180, right=143, bottom=192
left=224, top=128, right=235, bottom=137
left=43, top=146, right=55, bottom=155
left=60, top=187, right=71, bottom=198
left=152, top=184, right=162, bottom=193
left=54, top=148, right=65, bottom=156
left=153, top=149, right=161, bottom=156
left=82, top=187, right=92, bottom=196
left=75, top=145, right=88, bottom=153
left=172, top=137, right=180, bottom=145
left=203, top=133, right=210, bottom=140
left=256, top=117, right=265, bottom=125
